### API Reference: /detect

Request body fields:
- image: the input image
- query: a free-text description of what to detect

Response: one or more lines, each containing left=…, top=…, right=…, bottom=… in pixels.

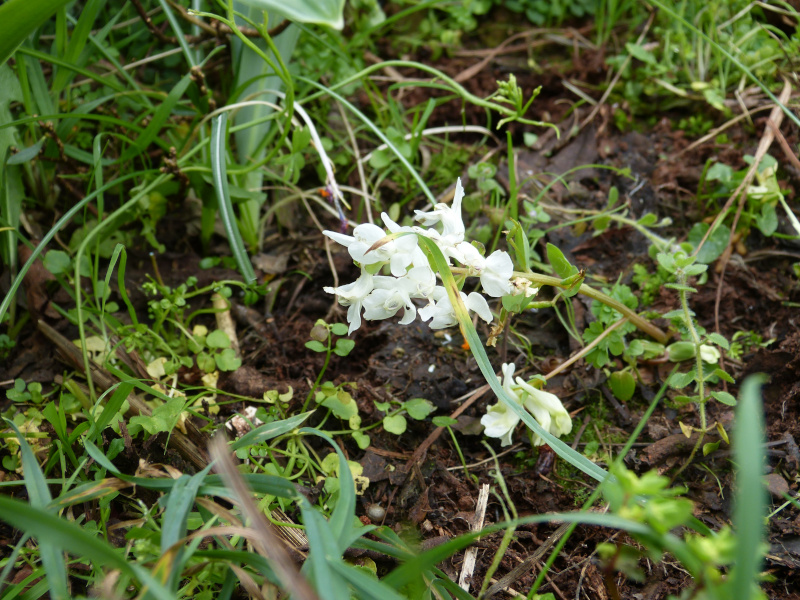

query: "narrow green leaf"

left=546, top=242, right=578, bottom=279
left=162, top=465, right=213, bottom=553
left=298, top=496, right=351, bottom=600
left=210, top=113, right=257, bottom=283
left=732, top=376, right=767, bottom=599
left=50, top=0, right=104, bottom=94
left=0, top=0, right=72, bottom=66
left=230, top=410, right=314, bottom=450
left=120, top=72, right=192, bottom=161
left=299, top=428, right=355, bottom=548
left=0, top=496, right=174, bottom=600
left=5, top=419, right=67, bottom=599
left=330, top=560, right=407, bottom=600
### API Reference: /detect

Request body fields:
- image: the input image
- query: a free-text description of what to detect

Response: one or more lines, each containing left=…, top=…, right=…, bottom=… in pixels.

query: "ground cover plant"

left=1, top=0, right=799, bottom=598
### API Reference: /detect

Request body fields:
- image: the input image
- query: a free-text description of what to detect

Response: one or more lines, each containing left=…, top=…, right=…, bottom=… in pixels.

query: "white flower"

left=481, top=402, right=520, bottom=447
left=324, top=222, right=418, bottom=276
left=414, top=178, right=466, bottom=255
left=452, top=243, right=513, bottom=297
left=699, top=345, right=720, bottom=364
left=362, top=277, right=416, bottom=324
left=481, top=363, right=572, bottom=447
left=515, top=378, right=572, bottom=446
left=324, top=269, right=374, bottom=334
left=418, top=286, right=493, bottom=329
left=481, top=251, right=514, bottom=297
left=402, top=265, right=437, bottom=299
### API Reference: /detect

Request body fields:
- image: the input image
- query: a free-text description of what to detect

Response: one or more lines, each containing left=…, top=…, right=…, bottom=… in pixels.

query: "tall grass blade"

left=210, top=113, right=257, bottom=283
left=161, top=465, right=213, bottom=553
left=732, top=375, right=767, bottom=599
left=0, top=0, right=72, bottom=66
left=299, top=428, right=356, bottom=546
left=0, top=496, right=174, bottom=600
left=50, top=0, right=104, bottom=95
left=5, top=419, right=68, bottom=599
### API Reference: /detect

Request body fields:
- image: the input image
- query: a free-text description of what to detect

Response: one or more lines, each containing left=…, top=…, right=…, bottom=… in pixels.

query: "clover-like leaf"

left=383, top=414, right=407, bottom=435
left=206, top=330, right=231, bottom=349
left=405, top=398, right=435, bottom=420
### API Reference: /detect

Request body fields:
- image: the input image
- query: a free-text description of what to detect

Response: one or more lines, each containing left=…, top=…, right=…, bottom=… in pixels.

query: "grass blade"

left=210, top=112, right=257, bottom=283
left=0, top=496, right=174, bottom=600
left=299, top=428, right=356, bottom=547
left=161, top=465, right=214, bottom=553
left=230, top=410, right=314, bottom=450
left=50, top=0, right=104, bottom=95
left=6, top=419, right=68, bottom=599
left=732, top=375, right=767, bottom=599
left=0, top=0, right=72, bottom=66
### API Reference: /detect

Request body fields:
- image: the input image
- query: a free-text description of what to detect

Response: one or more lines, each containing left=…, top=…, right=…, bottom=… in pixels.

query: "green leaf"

left=206, top=329, right=231, bottom=349
left=322, top=391, right=358, bottom=421
left=546, top=242, right=578, bottom=279
left=656, top=252, right=676, bottom=272
left=706, top=162, right=733, bottom=182
left=129, top=395, right=185, bottom=435
left=625, top=42, right=657, bottom=65
left=161, top=465, right=213, bottom=553
left=731, top=376, right=766, bottom=598
left=404, top=398, right=435, bottom=420
left=215, top=348, right=242, bottom=371
left=196, top=352, right=216, bottom=372
left=432, top=416, right=458, bottom=427
left=711, top=391, right=737, bottom=406
left=703, top=441, right=721, bottom=456
left=352, top=431, right=370, bottom=450
left=230, top=410, right=314, bottom=450
left=637, top=213, right=657, bottom=226
left=383, top=414, right=407, bottom=435
left=305, top=340, right=327, bottom=353
left=333, top=338, right=355, bottom=357
left=0, top=496, right=175, bottom=600
left=0, top=0, right=72, bottom=67
left=330, top=323, right=348, bottom=336
left=668, top=370, right=696, bottom=389
left=712, top=368, right=735, bottom=384
left=688, top=222, right=731, bottom=264
left=42, top=250, right=72, bottom=276
left=210, top=113, right=257, bottom=284
left=609, top=371, right=636, bottom=402
left=236, top=0, right=346, bottom=29
left=755, top=204, right=778, bottom=237
left=705, top=333, right=730, bottom=350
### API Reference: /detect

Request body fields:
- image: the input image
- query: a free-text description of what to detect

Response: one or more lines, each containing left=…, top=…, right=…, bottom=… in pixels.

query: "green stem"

left=302, top=334, right=333, bottom=411
left=451, top=267, right=669, bottom=343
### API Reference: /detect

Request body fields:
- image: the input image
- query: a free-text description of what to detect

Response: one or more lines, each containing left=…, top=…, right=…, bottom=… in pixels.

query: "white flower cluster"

left=323, top=178, right=521, bottom=334
left=480, top=363, right=572, bottom=447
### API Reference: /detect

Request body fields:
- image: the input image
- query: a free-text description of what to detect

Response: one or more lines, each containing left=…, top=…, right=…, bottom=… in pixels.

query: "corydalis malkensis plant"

left=323, top=178, right=524, bottom=333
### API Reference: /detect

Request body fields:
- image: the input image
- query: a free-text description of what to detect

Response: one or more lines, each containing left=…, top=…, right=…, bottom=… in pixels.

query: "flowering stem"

left=450, top=268, right=668, bottom=343
left=670, top=269, right=708, bottom=482
left=303, top=334, right=333, bottom=412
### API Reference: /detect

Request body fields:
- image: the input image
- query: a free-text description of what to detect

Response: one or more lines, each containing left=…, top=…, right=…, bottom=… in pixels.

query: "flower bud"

left=667, top=341, right=696, bottom=362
